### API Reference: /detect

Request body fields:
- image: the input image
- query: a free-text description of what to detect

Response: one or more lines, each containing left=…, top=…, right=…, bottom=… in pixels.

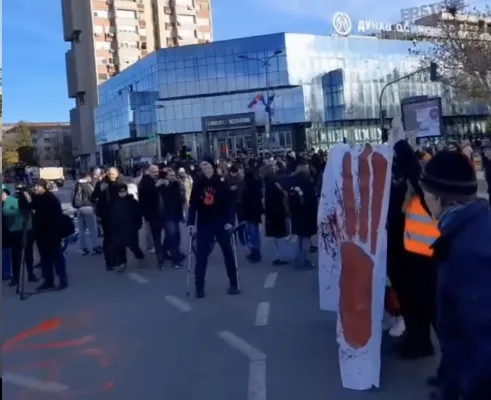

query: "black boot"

left=8, top=279, right=18, bottom=287
left=227, top=286, right=241, bottom=295
left=36, top=280, right=56, bottom=291
left=58, top=277, right=69, bottom=290
left=28, top=273, right=39, bottom=283
left=247, top=250, right=262, bottom=263
left=195, top=289, right=205, bottom=299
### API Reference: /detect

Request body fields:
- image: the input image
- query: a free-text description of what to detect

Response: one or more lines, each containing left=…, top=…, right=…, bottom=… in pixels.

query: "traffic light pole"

left=378, top=63, right=437, bottom=142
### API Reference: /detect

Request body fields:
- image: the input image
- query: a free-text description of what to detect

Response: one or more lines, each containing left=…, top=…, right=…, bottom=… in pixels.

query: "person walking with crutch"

left=187, top=158, right=240, bottom=299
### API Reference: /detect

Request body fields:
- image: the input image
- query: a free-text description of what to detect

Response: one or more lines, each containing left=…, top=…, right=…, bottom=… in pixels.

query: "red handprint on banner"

left=339, top=144, right=389, bottom=349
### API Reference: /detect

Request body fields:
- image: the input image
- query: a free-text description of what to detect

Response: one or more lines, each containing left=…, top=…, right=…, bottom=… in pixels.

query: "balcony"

left=61, top=0, right=83, bottom=41
left=65, top=46, right=90, bottom=98
left=114, top=0, right=138, bottom=10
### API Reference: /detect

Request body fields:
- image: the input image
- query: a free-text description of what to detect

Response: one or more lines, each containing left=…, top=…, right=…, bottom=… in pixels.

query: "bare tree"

left=413, top=1, right=491, bottom=107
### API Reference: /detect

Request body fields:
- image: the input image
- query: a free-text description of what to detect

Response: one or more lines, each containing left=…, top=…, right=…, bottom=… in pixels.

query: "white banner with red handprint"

left=318, top=143, right=393, bottom=390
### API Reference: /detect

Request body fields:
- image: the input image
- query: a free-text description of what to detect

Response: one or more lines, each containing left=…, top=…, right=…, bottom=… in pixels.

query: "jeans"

left=294, top=236, right=313, bottom=269
left=246, top=223, right=261, bottom=251
left=77, top=206, right=98, bottom=251
left=163, top=219, right=182, bottom=264
left=274, top=238, right=291, bottom=261
left=148, top=219, right=165, bottom=263
left=2, top=248, right=12, bottom=280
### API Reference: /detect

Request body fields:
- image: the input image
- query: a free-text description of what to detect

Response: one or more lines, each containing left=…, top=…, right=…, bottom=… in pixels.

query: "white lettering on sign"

left=400, top=0, right=465, bottom=23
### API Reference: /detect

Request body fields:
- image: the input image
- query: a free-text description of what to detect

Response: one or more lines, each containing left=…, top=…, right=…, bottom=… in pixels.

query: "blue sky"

left=2, top=0, right=486, bottom=123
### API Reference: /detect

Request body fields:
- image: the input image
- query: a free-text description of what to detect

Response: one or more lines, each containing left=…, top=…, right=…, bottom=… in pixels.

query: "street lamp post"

left=379, top=62, right=438, bottom=142
left=238, top=50, right=283, bottom=150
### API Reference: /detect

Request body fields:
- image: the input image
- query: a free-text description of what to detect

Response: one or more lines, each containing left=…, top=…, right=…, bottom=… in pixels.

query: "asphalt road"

left=1, top=226, right=439, bottom=400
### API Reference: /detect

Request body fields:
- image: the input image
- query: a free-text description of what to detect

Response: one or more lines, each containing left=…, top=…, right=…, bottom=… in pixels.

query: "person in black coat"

left=240, top=169, right=263, bottom=263
left=23, top=179, right=67, bottom=291
left=261, top=164, right=291, bottom=265
left=91, top=167, right=125, bottom=270
left=107, top=182, right=144, bottom=272
left=482, top=143, right=491, bottom=202
left=157, top=168, right=186, bottom=268
left=138, top=164, right=166, bottom=267
left=287, top=159, right=317, bottom=270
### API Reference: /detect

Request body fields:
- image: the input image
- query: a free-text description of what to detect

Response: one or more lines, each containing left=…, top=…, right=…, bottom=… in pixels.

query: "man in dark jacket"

left=158, top=168, right=186, bottom=268
left=482, top=143, right=491, bottom=201
left=107, top=182, right=144, bottom=272
left=187, top=158, right=239, bottom=298
left=138, top=164, right=166, bottom=268
left=23, top=179, right=67, bottom=291
left=421, top=151, right=491, bottom=400
left=239, top=169, right=263, bottom=263
left=73, top=171, right=100, bottom=255
left=287, top=158, right=317, bottom=270
left=91, top=167, right=124, bottom=270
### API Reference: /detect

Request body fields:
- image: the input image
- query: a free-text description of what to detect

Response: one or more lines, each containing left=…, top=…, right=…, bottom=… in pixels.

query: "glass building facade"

left=94, top=33, right=488, bottom=158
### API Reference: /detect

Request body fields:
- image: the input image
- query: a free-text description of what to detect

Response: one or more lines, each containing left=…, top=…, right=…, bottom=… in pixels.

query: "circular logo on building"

left=333, top=12, right=352, bottom=36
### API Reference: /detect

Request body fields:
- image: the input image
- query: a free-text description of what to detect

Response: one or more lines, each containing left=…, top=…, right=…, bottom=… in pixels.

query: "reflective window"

left=94, top=33, right=484, bottom=145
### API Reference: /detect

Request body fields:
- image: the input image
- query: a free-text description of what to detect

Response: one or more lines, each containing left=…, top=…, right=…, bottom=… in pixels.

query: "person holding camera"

left=22, top=179, right=67, bottom=291
left=2, top=184, right=39, bottom=287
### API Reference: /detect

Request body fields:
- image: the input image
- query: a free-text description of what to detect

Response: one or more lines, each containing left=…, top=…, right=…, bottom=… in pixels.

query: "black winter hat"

left=201, top=156, right=217, bottom=170
left=420, top=151, right=477, bottom=201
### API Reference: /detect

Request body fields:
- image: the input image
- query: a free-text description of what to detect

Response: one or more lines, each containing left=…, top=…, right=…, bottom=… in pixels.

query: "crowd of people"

left=2, top=138, right=491, bottom=399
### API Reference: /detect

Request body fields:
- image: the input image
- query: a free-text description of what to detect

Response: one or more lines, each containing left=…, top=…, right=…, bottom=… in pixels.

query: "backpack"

left=72, top=183, right=83, bottom=209
left=60, top=214, right=76, bottom=238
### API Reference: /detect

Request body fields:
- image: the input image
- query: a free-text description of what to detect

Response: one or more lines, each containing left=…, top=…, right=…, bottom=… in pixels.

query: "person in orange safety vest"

left=395, top=186, right=441, bottom=360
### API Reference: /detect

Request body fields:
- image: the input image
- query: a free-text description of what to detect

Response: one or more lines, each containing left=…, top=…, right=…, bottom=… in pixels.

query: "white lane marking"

left=263, top=272, right=278, bottom=289
left=164, top=295, right=193, bottom=312
left=254, top=302, right=270, bottom=327
left=2, top=373, right=69, bottom=393
left=248, top=361, right=267, bottom=400
left=127, top=272, right=149, bottom=284
left=218, top=331, right=266, bottom=361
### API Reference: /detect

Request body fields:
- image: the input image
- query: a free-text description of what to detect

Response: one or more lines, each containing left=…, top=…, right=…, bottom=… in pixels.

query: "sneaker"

left=173, top=264, right=183, bottom=269
left=227, top=286, right=241, bottom=295
left=157, top=262, right=165, bottom=270
left=388, top=316, right=406, bottom=338
left=81, top=249, right=90, bottom=256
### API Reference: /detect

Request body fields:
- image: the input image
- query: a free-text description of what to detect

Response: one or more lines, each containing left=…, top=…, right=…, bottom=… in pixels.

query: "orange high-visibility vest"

left=404, top=196, right=440, bottom=257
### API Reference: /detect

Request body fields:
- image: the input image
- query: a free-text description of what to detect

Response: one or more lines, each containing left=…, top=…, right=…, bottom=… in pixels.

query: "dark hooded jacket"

left=432, top=200, right=491, bottom=398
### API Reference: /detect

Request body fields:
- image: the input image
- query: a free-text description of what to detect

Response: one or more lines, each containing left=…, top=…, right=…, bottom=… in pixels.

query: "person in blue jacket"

left=187, top=158, right=239, bottom=298
left=420, top=151, right=491, bottom=400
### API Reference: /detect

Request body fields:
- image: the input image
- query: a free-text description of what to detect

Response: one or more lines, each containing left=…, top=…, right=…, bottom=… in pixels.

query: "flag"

left=248, top=93, right=264, bottom=108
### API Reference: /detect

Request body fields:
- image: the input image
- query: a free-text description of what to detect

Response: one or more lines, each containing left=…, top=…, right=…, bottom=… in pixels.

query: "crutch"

left=185, top=215, right=198, bottom=298
left=229, top=222, right=245, bottom=289
left=185, top=230, right=194, bottom=298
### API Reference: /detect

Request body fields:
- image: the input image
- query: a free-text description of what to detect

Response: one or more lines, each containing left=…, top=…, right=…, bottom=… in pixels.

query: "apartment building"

left=61, top=0, right=213, bottom=166
left=3, top=123, right=73, bottom=167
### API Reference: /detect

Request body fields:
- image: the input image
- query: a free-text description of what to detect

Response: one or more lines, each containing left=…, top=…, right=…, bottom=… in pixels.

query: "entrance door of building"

left=218, top=135, right=249, bottom=157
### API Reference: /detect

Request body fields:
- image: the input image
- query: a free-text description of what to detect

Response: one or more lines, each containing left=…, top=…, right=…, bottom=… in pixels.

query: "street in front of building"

left=2, top=227, right=439, bottom=400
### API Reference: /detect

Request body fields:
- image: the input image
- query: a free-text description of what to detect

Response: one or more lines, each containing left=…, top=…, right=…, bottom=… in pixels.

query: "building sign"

left=400, top=1, right=465, bottom=23
left=202, top=113, right=255, bottom=131
left=332, top=11, right=442, bottom=37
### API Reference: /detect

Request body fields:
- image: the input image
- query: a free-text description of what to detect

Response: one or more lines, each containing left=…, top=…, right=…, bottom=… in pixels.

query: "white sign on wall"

left=332, top=12, right=441, bottom=37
